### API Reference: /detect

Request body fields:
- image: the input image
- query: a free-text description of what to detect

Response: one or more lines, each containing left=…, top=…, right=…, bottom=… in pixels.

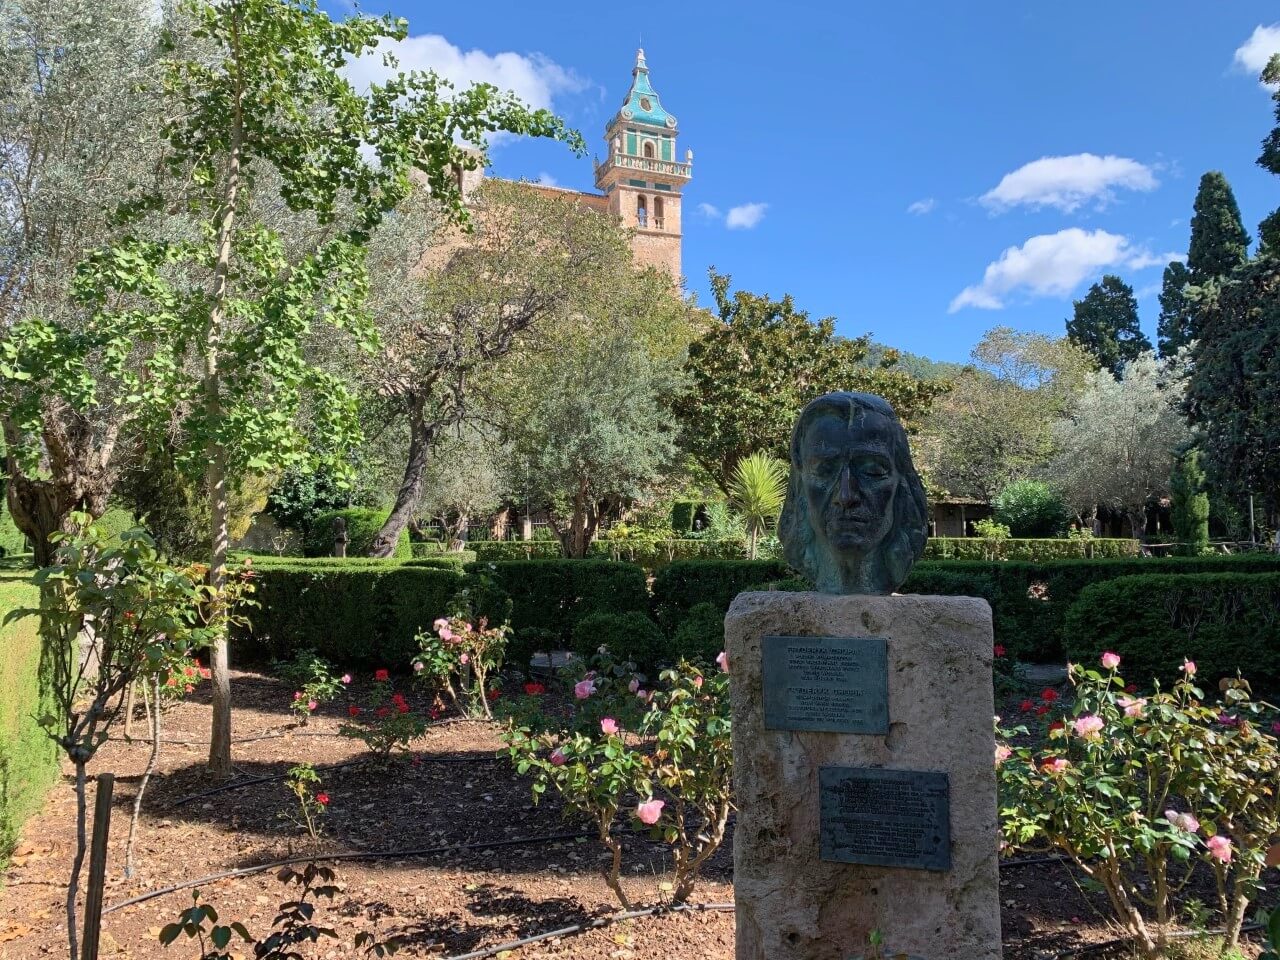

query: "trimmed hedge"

left=472, top=541, right=564, bottom=561
left=924, top=537, right=1139, bottom=561
left=652, top=559, right=791, bottom=633
left=302, top=508, right=409, bottom=559
left=571, top=611, right=665, bottom=667
left=1064, top=573, right=1280, bottom=688
left=466, top=560, right=648, bottom=650
left=468, top=538, right=750, bottom=569
left=409, top=542, right=477, bottom=563
left=0, top=572, right=58, bottom=867
left=232, top=562, right=463, bottom=666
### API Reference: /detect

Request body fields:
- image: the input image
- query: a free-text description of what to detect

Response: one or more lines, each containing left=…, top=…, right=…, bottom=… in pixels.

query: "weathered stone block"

left=727, top=591, right=1001, bottom=960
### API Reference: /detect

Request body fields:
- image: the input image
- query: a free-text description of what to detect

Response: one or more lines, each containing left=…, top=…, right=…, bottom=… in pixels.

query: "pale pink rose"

left=433, top=617, right=450, bottom=631
left=636, top=689, right=648, bottom=700
left=995, top=744, right=1012, bottom=765
left=549, top=748, right=566, bottom=767
left=439, top=627, right=455, bottom=643
left=459, top=653, right=469, bottom=665
left=600, top=717, right=619, bottom=735
left=574, top=679, right=595, bottom=700
left=1206, top=835, right=1232, bottom=863
left=1164, top=810, right=1200, bottom=834
left=1182, top=658, right=1197, bottom=677
left=715, top=651, right=729, bottom=672
left=293, top=691, right=302, bottom=701
left=413, top=661, right=425, bottom=673
left=1072, top=714, right=1105, bottom=739
left=628, top=677, right=640, bottom=693
left=1101, top=651, right=1121, bottom=670
left=1043, top=758, right=1070, bottom=774
left=693, top=675, right=704, bottom=689
left=1117, top=696, right=1146, bottom=718
left=636, top=799, right=665, bottom=825
left=307, top=700, right=318, bottom=711
left=340, top=673, right=352, bottom=685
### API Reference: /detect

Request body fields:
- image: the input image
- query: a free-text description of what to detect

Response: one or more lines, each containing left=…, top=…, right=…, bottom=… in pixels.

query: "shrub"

left=233, top=562, right=463, bottom=666
left=993, top=480, right=1069, bottom=537
left=924, top=537, right=1139, bottom=561
left=0, top=503, right=26, bottom=557
left=572, top=611, right=666, bottom=668
left=670, top=602, right=725, bottom=663
left=413, top=614, right=510, bottom=719
left=1063, top=573, right=1280, bottom=688
left=465, top=560, right=648, bottom=649
left=670, top=500, right=698, bottom=535
left=471, top=540, right=563, bottom=561
left=652, top=559, right=790, bottom=634
left=409, top=542, right=477, bottom=563
left=403, top=553, right=474, bottom=569
left=900, top=568, right=998, bottom=605
left=302, top=508, right=409, bottom=559
left=338, top=670, right=427, bottom=759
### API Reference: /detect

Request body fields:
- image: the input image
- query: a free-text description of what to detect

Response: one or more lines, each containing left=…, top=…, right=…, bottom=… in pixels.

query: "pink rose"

left=340, top=673, right=352, bottom=685
left=1182, top=658, right=1197, bottom=677
left=439, top=627, right=454, bottom=643
left=433, top=617, right=449, bottom=632
left=693, top=675, right=704, bottom=689
left=459, top=653, right=469, bottom=665
left=1164, top=810, right=1200, bottom=834
left=600, top=717, right=619, bottom=735
left=1042, top=758, right=1070, bottom=774
left=1117, top=696, right=1146, bottom=718
left=636, top=799, right=665, bottom=825
left=574, top=679, right=595, bottom=700
left=715, top=651, right=729, bottom=672
left=549, top=748, right=566, bottom=767
left=995, top=744, right=1011, bottom=765
left=628, top=678, right=640, bottom=693
left=413, top=661, right=425, bottom=673
left=1206, top=835, right=1232, bottom=863
left=1072, top=714, right=1105, bottom=739
left=636, top=689, right=648, bottom=700
left=307, top=700, right=318, bottom=711
left=293, top=691, right=302, bottom=701
left=1101, top=651, right=1121, bottom=670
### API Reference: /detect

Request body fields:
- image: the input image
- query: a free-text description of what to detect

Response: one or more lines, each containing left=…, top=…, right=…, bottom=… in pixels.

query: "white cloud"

left=344, top=35, right=586, bottom=145
left=980, top=154, right=1159, bottom=213
left=1135, top=282, right=1163, bottom=300
left=725, top=202, right=768, bottom=230
left=535, top=172, right=559, bottom=187
left=948, top=228, right=1172, bottom=313
left=1126, top=250, right=1186, bottom=271
left=1233, top=24, right=1280, bottom=81
left=696, top=202, right=722, bottom=218
left=907, top=197, right=936, bottom=215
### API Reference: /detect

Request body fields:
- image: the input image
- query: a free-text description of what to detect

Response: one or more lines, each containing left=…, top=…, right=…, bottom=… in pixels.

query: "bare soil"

left=0, top=671, right=1263, bottom=959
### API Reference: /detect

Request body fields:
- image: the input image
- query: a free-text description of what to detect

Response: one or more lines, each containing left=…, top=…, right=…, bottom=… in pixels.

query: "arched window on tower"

left=653, top=195, right=664, bottom=230
left=636, top=195, right=648, bottom=228
left=643, top=141, right=655, bottom=159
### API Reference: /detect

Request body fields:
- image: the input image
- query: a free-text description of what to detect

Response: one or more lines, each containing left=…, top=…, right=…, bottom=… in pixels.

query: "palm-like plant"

left=728, top=452, right=788, bottom=560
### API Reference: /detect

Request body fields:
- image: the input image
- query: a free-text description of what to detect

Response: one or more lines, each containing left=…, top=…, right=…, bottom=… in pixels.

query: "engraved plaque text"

left=819, top=766, right=951, bottom=871
left=761, top=635, right=888, bottom=734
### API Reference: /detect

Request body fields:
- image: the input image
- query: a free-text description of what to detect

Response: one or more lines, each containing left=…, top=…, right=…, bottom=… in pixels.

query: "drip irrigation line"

left=1053, top=922, right=1262, bottom=957
left=1000, top=854, right=1069, bottom=869
left=113, top=716, right=477, bottom=749
left=441, top=902, right=736, bottom=960
left=103, top=829, right=596, bottom=915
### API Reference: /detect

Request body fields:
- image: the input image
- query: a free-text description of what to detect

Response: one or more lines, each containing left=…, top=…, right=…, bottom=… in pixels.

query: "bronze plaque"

left=819, top=766, right=951, bottom=871
left=761, top=635, right=888, bottom=734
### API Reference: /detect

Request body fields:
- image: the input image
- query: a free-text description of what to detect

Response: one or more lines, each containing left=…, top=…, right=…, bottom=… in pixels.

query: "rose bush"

left=412, top=614, right=509, bottom=719
left=998, top=654, right=1280, bottom=957
left=503, top=648, right=732, bottom=908
left=338, top=671, right=426, bottom=760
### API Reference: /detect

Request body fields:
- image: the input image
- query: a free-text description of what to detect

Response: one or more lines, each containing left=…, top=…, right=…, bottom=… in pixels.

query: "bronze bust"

left=778, top=392, right=928, bottom=594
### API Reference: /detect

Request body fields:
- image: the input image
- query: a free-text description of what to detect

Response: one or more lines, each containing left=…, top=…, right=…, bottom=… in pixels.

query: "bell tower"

left=593, top=49, right=692, bottom=278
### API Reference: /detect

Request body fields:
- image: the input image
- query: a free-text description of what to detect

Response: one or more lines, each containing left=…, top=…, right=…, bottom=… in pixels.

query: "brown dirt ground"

left=0, top=671, right=1265, bottom=959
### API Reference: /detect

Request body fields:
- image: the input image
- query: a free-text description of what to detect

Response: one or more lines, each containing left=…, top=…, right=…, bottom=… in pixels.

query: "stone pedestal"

left=727, top=591, right=1001, bottom=960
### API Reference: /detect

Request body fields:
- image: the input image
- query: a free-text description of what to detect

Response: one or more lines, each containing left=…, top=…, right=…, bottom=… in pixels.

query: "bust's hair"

left=778, top=392, right=929, bottom=593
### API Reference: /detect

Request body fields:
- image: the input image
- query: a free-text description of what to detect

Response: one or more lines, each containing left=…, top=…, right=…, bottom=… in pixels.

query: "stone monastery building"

left=462, top=49, right=693, bottom=278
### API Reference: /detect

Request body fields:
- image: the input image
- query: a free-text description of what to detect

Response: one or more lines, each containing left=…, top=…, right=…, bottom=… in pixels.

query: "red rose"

left=487, top=689, right=501, bottom=701
left=1048, top=721, right=1065, bottom=732
left=1035, top=705, right=1051, bottom=716
left=993, top=644, right=1007, bottom=658
left=523, top=682, right=546, bottom=696
left=1040, top=688, right=1059, bottom=702
left=375, top=706, right=391, bottom=719
left=315, top=793, right=329, bottom=806
left=1020, top=700, right=1034, bottom=713
left=348, top=705, right=361, bottom=717
left=198, top=668, right=211, bottom=680
left=374, top=669, right=390, bottom=682
left=1124, top=684, right=1138, bottom=694
left=396, top=702, right=409, bottom=714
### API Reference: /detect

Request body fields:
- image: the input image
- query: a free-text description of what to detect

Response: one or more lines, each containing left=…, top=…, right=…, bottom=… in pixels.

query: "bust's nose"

left=835, top=464, right=860, bottom=508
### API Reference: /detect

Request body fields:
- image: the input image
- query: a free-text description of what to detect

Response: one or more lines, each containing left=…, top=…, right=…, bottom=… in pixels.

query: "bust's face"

left=799, top=411, right=899, bottom=559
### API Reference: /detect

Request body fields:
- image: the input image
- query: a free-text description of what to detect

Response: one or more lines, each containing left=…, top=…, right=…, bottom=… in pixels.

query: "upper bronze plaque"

left=778, top=392, right=928, bottom=594
left=761, top=635, right=888, bottom=735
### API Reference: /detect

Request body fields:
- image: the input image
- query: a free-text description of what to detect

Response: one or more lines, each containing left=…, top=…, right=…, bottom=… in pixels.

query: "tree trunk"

left=66, top=762, right=88, bottom=960
left=204, top=61, right=243, bottom=779
left=370, top=394, right=434, bottom=558
left=124, top=675, right=161, bottom=878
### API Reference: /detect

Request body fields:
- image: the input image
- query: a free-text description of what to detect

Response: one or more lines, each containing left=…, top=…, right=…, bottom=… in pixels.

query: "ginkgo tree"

left=7, top=0, right=578, bottom=776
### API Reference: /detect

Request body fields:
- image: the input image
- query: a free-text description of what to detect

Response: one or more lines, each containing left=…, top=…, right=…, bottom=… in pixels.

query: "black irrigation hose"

left=442, top=902, right=737, bottom=960
left=1000, top=854, right=1069, bottom=869
left=103, top=829, right=596, bottom=915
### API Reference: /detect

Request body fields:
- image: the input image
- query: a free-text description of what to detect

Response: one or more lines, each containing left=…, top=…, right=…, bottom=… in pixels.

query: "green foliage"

left=0, top=501, right=28, bottom=557
left=972, top=518, right=1011, bottom=540
left=571, top=611, right=665, bottom=668
left=338, top=672, right=427, bottom=759
left=999, top=661, right=1280, bottom=956
left=464, top=560, right=648, bottom=651
left=923, top=536, right=1139, bottom=561
left=1188, top=172, right=1250, bottom=285
left=265, top=466, right=349, bottom=535
left=281, top=763, right=326, bottom=839
left=651, top=558, right=791, bottom=634
left=587, top=537, right=746, bottom=570
left=728, top=452, right=786, bottom=560
left=0, top=571, right=57, bottom=867
left=407, top=542, right=477, bottom=564
left=272, top=650, right=346, bottom=724
left=412, top=614, right=509, bottom=719
left=1262, top=54, right=1280, bottom=176
left=232, top=562, right=463, bottom=666
left=303, top=508, right=409, bottom=559
left=670, top=500, right=698, bottom=535
left=1171, top=449, right=1210, bottom=556
left=673, top=270, right=945, bottom=491
left=670, top=602, right=725, bottom=663
left=1066, top=275, right=1151, bottom=375
left=993, top=479, right=1069, bottom=538
left=1158, top=260, right=1195, bottom=357
left=503, top=653, right=732, bottom=908
left=1063, top=572, right=1280, bottom=688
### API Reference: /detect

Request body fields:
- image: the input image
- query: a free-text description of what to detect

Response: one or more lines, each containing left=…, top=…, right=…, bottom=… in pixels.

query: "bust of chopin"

left=778, top=392, right=928, bottom=595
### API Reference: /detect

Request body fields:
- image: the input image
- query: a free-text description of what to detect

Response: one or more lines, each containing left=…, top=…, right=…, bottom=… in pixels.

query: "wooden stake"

left=81, top=773, right=115, bottom=960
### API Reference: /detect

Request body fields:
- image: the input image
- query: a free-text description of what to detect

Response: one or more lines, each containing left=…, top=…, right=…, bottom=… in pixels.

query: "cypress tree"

left=1156, top=260, right=1193, bottom=357
left=1258, top=54, right=1280, bottom=176
left=1187, top=172, right=1250, bottom=284
left=1258, top=208, right=1280, bottom=260
left=1066, top=275, right=1151, bottom=374
left=1170, top=448, right=1209, bottom=556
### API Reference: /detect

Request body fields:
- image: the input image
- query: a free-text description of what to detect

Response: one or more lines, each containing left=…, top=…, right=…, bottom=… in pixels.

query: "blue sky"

left=333, top=1, right=1280, bottom=364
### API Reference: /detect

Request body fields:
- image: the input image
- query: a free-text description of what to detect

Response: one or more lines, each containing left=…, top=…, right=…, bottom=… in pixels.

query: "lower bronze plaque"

left=762, top=635, right=888, bottom=734
left=819, top=766, right=950, bottom=871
